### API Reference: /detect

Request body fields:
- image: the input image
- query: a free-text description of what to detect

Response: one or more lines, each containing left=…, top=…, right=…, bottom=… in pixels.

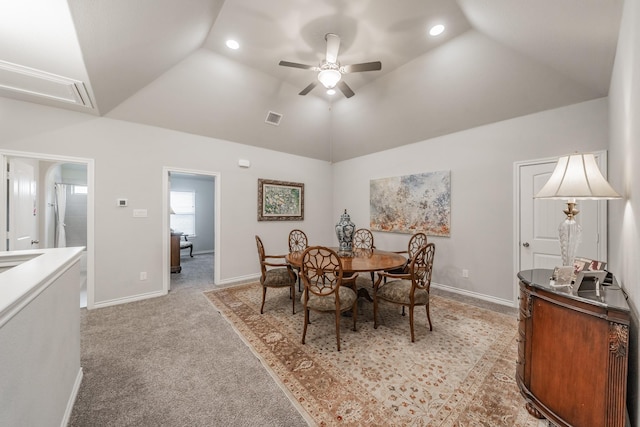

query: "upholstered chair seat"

left=264, top=268, right=297, bottom=287
left=255, top=235, right=297, bottom=315
left=302, top=286, right=357, bottom=312
left=376, top=279, right=429, bottom=305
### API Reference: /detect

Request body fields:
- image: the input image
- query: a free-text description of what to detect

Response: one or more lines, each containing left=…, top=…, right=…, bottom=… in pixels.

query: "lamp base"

left=559, top=216, right=582, bottom=267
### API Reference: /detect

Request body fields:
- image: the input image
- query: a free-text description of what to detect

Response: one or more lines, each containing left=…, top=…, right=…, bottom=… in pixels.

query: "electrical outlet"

left=139, top=272, right=147, bottom=281
left=462, top=269, right=469, bottom=278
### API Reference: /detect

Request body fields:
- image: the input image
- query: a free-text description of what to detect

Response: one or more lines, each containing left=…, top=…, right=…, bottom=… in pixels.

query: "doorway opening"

left=1, top=150, right=94, bottom=308
left=162, top=167, right=220, bottom=294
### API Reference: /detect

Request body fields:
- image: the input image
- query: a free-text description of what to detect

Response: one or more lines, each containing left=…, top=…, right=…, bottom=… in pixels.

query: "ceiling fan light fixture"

left=326, top=89, right=336, bottom=95
left=318, top=69, right=341, bottom=88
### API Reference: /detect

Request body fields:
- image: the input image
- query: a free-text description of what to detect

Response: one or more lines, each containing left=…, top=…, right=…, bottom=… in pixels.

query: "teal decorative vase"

left=335, top=209, right=355, bottom=256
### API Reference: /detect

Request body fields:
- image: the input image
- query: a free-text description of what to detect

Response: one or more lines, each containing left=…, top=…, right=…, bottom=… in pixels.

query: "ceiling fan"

left=278, top=33, right=382, bottom=98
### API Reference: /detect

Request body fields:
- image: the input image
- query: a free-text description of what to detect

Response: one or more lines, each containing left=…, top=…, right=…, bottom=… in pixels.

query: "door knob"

left=31, top=240, right=39, bottom=245
left=522, top=242, right=530, bottom=248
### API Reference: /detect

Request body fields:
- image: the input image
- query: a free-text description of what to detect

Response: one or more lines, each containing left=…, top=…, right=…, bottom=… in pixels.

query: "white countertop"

left=0, top=247, right=84, bottom=327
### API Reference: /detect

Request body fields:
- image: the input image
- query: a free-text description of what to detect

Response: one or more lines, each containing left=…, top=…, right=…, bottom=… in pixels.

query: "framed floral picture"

left=257, top=179, right=304, bottom=221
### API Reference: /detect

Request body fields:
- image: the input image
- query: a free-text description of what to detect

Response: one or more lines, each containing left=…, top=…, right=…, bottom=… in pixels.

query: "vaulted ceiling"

left=0, top=0, right=623, bottom=162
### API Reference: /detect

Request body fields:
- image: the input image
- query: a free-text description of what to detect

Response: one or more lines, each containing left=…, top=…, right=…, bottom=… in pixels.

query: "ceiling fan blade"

left=279, top=61, right=315, bottom=70
left=341, top=61, right=382, bottom=73
left=325, top=33, right=340, bottom=63
left=337, top=81, right=355, bottom=98
left=299, top=82, right=317, bottom=96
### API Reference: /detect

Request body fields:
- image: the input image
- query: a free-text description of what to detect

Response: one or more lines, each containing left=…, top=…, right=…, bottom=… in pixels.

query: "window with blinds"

left=170, top=191, right=195, bottom=235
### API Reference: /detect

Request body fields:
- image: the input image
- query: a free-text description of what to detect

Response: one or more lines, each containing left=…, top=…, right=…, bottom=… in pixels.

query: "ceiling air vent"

left=265, top=111, right=283, bottom=126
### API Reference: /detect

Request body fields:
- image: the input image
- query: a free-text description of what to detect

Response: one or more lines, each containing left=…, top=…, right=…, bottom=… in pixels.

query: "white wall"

left=0, top=93, right=614, bottom=303
left=608, top=0, right=640, bottom=423
left=333, top=98, right=609, bottom=305
left=0, top=97, right=333, bottom=306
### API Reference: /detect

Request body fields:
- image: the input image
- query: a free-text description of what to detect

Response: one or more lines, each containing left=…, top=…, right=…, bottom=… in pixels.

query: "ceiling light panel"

left=0, top=60, right=93, bottom=108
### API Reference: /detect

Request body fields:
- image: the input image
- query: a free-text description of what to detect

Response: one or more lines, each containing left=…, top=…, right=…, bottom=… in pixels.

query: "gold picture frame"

left=257, top=179, right=304, bottom=221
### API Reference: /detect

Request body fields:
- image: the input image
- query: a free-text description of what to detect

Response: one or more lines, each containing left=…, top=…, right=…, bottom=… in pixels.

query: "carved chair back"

left=353, top=228, right=375, bottom=249
left=288, top=229, right=308, bottom=252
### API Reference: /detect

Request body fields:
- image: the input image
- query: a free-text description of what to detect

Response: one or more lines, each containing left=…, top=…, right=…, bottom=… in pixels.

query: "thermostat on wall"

left=117, top=198, right=128, bottom=207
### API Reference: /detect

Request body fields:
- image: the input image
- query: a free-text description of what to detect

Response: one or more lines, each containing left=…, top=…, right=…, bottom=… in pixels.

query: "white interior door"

left=8, top=158, right=39, bottom=250
left=518, top=156, right=606, bottom=271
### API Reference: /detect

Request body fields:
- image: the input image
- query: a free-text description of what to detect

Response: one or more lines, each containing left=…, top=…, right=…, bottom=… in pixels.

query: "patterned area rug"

left=204, top=282, right=539, bottom=426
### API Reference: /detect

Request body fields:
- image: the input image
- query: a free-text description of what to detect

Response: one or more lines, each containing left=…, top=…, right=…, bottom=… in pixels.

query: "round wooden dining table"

left=286, top=247, right=407, bottom=301
left=285, top=247, right=407, bottom=273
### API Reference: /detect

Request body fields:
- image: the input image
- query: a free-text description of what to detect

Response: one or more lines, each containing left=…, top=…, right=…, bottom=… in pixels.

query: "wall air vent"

left=0, top=60, right=94, bottom=109
left=265, top=111, right=283, bottom=126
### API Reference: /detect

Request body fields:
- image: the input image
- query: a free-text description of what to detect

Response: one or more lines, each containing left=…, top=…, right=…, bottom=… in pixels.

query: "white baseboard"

left=216, top=273, right=261, bottom=286
left=61, top=367, right=83, bottom=427
left=191, top=250, right=214, bottom=255
left=431, top=282, right=516, bottom=308
left=91, top=290, right=166, bottom=309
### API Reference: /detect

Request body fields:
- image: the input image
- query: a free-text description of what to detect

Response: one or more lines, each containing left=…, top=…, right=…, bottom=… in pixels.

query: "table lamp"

left=534, top=153, right=621, bottom=267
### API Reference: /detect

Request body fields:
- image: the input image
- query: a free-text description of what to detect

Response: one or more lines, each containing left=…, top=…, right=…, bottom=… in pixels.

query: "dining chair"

left=288, top=229, right=308, bottom=252
left=386, top=232, right=428, bottom=315
left=353, top=228, right=375, bottom=249
left=300, top=246, right=358, bottom=351
left=373, top=243, right=435, bottom=342
left=352, top=228, right=376, bottom=284
left=288, top=229, right=308, bottom=291
left=255, top=235, right=297, bottom=315
left=388, top=232, right=427, bottom=275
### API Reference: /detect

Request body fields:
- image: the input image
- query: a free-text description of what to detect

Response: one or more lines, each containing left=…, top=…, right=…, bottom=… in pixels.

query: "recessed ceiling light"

left=429, top=24, right=445, bottom=37
left=225, top=39, right=240, bottom=50
left=326, top=89, right=336, bottom=95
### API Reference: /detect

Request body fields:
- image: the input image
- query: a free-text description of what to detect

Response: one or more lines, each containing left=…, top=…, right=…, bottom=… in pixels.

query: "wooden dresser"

left=171, top=232, right=182, bottom=273
left=516, top=269, right=630, bottom=427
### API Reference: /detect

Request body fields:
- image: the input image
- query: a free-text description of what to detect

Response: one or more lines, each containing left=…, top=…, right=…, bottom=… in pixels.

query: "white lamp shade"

left=317, top=69, right=341, bottom=88
left=534, top=153, right=621, bottom=200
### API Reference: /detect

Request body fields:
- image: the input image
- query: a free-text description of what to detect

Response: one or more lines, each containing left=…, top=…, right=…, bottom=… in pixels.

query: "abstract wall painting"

left=370, top=171, right=451, bottom=236
left=257, top=179, right=304, bottom=221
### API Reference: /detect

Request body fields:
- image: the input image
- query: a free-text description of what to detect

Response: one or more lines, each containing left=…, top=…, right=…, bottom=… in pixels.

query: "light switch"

left=133, top=209, right=147, bottom=217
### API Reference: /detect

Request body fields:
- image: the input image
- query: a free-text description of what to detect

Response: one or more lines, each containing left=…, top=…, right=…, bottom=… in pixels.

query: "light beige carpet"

left=205, top=282, right=540, bottom=426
